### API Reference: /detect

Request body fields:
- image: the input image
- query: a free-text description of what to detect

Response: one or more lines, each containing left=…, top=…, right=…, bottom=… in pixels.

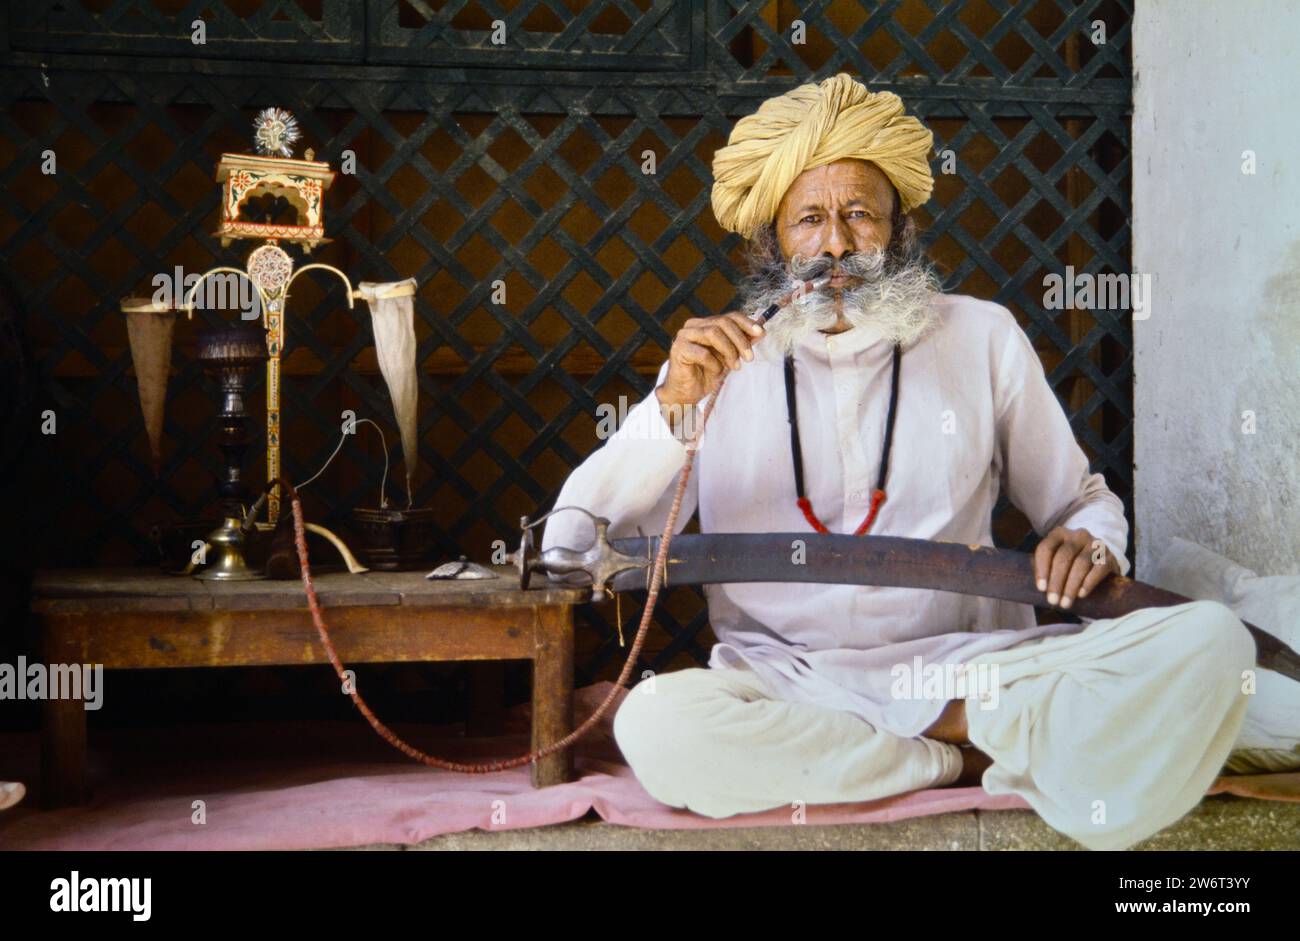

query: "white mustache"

left=750, top=251, right=942, bottom=358
left=789, top=249, right=888, bottom=284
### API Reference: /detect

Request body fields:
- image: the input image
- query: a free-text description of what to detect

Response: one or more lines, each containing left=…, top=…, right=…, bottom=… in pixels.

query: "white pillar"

left=1132, top=0, right=1300, bottom=576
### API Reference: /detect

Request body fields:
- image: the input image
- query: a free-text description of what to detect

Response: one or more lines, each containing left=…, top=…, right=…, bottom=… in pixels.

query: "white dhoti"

left=614, top=600, right=1270, bottom=850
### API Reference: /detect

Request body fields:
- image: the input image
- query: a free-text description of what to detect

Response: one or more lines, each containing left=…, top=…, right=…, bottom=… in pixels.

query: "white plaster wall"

left=1132, top=0, right=1300, bottom=577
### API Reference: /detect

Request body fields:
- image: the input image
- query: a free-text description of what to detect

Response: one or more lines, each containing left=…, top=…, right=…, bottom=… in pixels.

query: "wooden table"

left=30, top=567, right=588, bottom=807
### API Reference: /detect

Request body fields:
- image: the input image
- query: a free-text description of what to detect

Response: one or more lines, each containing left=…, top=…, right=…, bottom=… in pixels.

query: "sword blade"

left=604, top=532, right=1300, bottom=682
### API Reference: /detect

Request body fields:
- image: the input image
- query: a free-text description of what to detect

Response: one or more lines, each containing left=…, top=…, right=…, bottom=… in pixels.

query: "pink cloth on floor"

left=0, top=682, right=1292, bottom=850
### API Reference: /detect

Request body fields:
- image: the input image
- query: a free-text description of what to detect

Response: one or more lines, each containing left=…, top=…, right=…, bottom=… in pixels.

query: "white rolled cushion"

left=1145, top=537, right=1300, bottom=773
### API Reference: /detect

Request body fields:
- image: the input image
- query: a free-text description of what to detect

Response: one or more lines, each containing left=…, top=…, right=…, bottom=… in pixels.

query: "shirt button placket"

left=847, top=346, right=872, bottom=517
left=830, top=338, right=859, bottom=531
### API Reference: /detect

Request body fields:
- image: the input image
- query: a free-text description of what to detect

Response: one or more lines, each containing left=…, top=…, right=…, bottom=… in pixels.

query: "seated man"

left=542, top=73, right=1255, bottom=851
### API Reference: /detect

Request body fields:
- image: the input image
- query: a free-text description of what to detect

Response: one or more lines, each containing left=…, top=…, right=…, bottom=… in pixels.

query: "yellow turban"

left=710, top=73, right=934, bottom=241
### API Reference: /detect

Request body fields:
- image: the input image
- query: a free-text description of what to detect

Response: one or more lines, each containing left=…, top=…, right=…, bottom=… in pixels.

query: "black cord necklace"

left=783, top=342, right=903, bottom=535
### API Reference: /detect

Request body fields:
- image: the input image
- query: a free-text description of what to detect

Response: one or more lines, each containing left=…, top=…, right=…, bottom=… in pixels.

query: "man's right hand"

left=656, top=312, right=765, bottom=410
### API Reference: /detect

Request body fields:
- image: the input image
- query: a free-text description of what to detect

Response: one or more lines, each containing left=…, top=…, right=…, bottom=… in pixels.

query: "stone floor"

left=339, top=795, right=1300, bottom=850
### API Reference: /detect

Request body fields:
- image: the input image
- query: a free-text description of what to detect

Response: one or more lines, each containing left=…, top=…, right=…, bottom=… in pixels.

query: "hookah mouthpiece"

left=752, top=275, right=834, bottom=323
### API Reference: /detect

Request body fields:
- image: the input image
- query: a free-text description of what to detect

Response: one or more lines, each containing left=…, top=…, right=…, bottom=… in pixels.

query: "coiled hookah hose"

left=278, top=277, right=826, bottom=774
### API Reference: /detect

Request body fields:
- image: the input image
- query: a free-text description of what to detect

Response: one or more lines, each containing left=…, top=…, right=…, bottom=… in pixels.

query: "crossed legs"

left=613, top=662, right=964, bottom=819
left=613, top=600, right=1255, bottom=849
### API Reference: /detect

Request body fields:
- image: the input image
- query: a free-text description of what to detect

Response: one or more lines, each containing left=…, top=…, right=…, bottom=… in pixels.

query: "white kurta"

left=543, top=293, right=1132, bottom=740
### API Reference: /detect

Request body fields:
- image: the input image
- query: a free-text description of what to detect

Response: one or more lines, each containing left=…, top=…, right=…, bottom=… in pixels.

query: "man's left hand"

left=1032, top=526, right=1121, bottom=609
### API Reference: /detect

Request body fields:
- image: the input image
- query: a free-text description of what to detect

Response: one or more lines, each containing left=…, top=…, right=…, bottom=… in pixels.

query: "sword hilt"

left=505, top=507, right=649, bottom=602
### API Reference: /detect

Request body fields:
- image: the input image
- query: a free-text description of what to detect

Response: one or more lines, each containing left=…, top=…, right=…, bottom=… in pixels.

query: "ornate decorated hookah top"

left=184, top=107, right=357, bottom=527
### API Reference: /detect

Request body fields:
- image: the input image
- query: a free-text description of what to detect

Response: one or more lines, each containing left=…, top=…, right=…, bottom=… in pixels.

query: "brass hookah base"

left=182, top=510, right=370, bottom=580
left=184, top=324, right=367, bottom=580
left=196, top=515, right=265, bottom=581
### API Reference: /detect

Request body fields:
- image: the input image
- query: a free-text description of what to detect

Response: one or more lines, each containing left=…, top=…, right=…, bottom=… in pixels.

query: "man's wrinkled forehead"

left=776, top=159, right=896, bottom=221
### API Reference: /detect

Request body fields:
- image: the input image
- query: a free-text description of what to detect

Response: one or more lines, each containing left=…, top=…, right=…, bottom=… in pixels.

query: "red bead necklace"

left=783, top=342, right=903, bottom=535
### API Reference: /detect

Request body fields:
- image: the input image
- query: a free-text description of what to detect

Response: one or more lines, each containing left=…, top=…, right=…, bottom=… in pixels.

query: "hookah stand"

left=161, top=131, right=373, bottom=578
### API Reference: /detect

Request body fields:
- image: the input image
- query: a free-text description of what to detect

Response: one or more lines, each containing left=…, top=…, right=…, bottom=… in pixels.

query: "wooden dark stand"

left=30, top=567, right=587, bottom=808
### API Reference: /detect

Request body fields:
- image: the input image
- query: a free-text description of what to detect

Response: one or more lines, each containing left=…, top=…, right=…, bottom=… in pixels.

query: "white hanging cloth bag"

left=121, top=298, right=177, bottom=477
left=355, top=278, right=419, bottom=507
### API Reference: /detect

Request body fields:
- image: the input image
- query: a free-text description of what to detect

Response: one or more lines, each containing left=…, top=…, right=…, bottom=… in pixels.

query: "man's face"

left=774, top=158, right=896, bottom=287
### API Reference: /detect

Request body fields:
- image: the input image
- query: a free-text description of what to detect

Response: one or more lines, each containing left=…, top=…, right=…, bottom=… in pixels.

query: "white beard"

left=748, top=249, right=943, bottom=360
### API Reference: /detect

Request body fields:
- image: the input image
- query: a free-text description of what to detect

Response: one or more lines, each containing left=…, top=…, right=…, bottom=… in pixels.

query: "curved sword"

left=508, top=515, right=1300, bottom=682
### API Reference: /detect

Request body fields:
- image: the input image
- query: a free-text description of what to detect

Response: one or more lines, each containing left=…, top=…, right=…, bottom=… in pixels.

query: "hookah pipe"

left=267, top=277, right=829, bottom=774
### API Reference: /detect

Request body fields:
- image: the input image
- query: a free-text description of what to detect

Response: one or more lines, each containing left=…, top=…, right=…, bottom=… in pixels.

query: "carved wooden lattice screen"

left=1, top=0, right=1133, bottom=687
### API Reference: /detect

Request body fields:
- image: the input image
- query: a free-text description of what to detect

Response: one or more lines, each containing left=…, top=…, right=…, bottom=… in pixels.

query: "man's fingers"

left=681, top=323, right=744, bottom=371
left=675, top=340, right=726, bottom=383
left=674, top=339, right=713, bottom=368
left=681, top=314, right=764, bottom=369
left=1078, top=559, right=1113, bottom=599
left=1058, top=552, right=1094, bottom=608
left=710, top=317, right=758, bottom=364
left=723, top=311, right=765, bottom=343
left=1033, top=532, right=1064, bottom=590
left=666, top=310, right=770, bottom=405
left=1045, top=545, right=1076, bottom=604
left=1034, top=527, right=1118, bottom=605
